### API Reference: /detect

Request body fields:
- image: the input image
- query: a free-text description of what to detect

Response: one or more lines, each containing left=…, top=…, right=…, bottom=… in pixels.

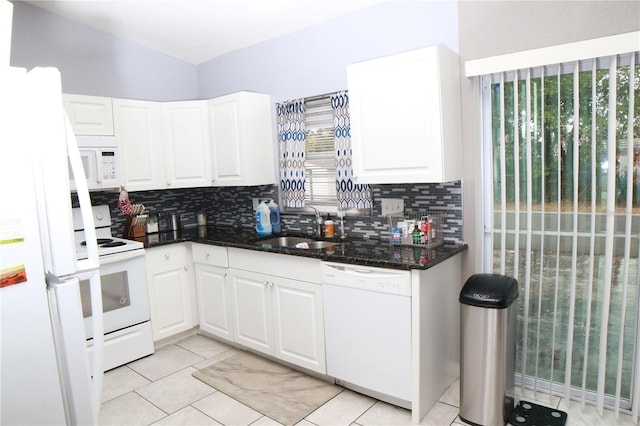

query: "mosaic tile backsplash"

left=79, top=181, right=463, bottom=243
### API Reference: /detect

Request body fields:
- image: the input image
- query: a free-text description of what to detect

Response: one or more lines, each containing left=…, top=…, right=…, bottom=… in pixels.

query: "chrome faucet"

left=308, top=206, right=322, bottom=237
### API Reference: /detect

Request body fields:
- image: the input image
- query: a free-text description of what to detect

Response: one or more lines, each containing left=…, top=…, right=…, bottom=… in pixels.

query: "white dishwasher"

left=321, top=262, right=411, bottom=405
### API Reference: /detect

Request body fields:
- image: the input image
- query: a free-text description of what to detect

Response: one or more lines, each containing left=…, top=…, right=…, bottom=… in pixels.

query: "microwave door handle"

left=95, top=152, right=102, bottom=185
left=65, top=116, right=105, bottom=422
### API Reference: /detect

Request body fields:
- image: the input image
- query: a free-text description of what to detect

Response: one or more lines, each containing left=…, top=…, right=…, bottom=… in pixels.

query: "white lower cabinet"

left=145, top=244, right=197, bottom=341
left=146, top=244, right=325, bottom=373
left=192, top=244, right=233, bottom=341
left=195, top=264, right=232, bottom=340
left=228, top=269, right=274, bottom=353
left=272, top=275, right=325, bottom=373
left=228, top=248, right=326, bottom=374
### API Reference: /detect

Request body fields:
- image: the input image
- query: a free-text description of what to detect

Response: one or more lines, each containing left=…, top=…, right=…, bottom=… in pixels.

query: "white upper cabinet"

left=112, top=98, right=165, bottom=191
left=162, top=100, right=212, bottom=188
left=63, top=94, right=114, bottom=135
left=63, top=92, right=276, bottom=190
left=347, top=45, right=462, bottom=184
left=208, top=92, right=275, bottom=187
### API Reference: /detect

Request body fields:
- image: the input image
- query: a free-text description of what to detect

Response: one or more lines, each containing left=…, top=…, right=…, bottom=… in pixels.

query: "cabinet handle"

left=222, top=272, right=227, bottom=278
left=269, top=281, right=275, bottom=287
left=184, top=265, right=189, bottom=271
left=167, top=181, right=172, bottom=186
left=165, top=253, right=170, bottom=259
left=263, top=280, right=269, bottom=286
left=205, top=253, right=210, bottom=258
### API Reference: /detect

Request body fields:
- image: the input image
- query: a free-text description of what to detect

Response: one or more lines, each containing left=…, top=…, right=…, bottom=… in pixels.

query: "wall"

left=84, top=182, right=463, bottom=245
left=458, top=1, right=640, bottom=61
left=9, top=1, right=197, bottom=100
left=15, top=0, right=465, bottom=245
left=197, top=1, right=459, bottom=102
left=456, top=0, right=640, bottom=280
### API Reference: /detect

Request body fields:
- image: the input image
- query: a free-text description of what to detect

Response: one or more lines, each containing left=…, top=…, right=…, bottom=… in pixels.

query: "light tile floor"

left=99, top=334, right=635, bottom=426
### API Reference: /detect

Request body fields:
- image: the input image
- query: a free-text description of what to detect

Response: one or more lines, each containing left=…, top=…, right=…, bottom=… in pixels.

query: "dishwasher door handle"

left=322, top=263, right=408, bottom=281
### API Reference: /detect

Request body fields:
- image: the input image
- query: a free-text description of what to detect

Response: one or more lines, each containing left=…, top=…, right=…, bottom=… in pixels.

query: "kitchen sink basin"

left=255, top=236, right=336, bottom=250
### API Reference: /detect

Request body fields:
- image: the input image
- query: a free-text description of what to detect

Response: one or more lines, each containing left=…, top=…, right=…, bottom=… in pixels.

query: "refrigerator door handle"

left=66, top=117, right=99, bottom=271
left=65, top=116, right=104, bottom=420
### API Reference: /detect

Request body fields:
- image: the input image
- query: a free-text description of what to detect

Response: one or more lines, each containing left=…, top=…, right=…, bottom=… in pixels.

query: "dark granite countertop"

left=135, top=225, right=468, bottom=271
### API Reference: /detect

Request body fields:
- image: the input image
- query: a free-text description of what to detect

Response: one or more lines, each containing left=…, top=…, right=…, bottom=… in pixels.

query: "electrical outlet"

left=252, top=198, right=260, bottom=211
left=380, top=198, right=404, bottom=216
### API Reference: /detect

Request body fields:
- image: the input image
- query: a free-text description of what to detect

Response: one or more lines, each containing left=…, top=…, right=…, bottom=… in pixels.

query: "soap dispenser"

left=324, top=214, right=334, bottom=238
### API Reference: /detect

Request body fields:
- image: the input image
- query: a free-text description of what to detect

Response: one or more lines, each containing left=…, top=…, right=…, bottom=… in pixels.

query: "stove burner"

left=100, top=241, right=127, bottom=248
left=81, top=238, right=114, bottom=246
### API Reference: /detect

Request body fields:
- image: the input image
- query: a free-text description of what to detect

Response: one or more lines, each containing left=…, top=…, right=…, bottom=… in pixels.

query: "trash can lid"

left=459, top=273, right=519, bottom=309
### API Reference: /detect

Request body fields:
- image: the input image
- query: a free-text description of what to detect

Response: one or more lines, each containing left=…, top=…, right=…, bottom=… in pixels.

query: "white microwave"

left=70, top=135, right=121, bottom=191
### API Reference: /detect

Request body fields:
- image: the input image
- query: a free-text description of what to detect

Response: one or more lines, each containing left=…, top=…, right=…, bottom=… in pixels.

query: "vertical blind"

left=480, top=50, right=639, bottom=418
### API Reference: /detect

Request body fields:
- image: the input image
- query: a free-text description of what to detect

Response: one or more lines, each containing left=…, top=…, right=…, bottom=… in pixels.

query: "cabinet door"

left=272, top=277, right=326, bottom=374
left=145, top=245, right=194, bottom=341
left=63, top=94, right=114, bottom=135
left=228, top=269, right=274, bottom=355
left=347, top=45, right=461, bottom=184
left=162, top=101, right=212, bottom=188
left=209, top=92, right=275, bottom=187
left=113, top=98, right=164, bottom=191
left=195, top=263, right=233, bottom=341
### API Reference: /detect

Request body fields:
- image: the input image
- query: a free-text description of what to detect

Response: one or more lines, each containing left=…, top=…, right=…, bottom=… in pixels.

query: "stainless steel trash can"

left=459, top=274, right=519, bottom=426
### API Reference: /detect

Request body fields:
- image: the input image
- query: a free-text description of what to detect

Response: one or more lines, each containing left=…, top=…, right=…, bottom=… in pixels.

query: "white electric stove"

left=73, top=205, right=143, bottom=260
left=72, top=205, right=153, bottom=372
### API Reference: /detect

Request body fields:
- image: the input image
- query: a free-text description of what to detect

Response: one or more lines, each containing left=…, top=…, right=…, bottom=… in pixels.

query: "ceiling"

left=24, top=0, right=392, bottom=65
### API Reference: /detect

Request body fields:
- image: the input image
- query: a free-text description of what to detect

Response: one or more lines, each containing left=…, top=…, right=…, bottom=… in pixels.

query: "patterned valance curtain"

left=277, top=99, right=306, bottom=208
left=331, top=91, right=372, bottom=209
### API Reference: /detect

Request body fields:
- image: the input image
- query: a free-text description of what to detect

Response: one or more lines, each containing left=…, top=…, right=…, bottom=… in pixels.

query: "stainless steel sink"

left=256, top=236, right=336, bottom=250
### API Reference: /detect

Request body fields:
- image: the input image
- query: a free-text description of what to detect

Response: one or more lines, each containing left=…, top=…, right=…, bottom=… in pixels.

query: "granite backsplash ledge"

left=78, top=181, right=462, bottom=243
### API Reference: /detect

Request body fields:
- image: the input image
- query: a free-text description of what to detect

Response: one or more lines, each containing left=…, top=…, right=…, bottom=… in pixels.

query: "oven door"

left=79, top=250, right=149, bottom=339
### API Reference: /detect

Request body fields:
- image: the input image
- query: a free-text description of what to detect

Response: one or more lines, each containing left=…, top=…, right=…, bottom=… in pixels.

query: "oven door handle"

left=98, top=249, right=146, bottom=265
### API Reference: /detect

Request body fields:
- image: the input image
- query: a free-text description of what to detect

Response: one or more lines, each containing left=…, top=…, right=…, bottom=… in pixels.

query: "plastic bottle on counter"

left=428, top=217, right=435, bottom=240
left=411, top=224, right=421, bottom=244
left=268, top=199, right=281, bottom=233
left=256, top=200, right=272, bottom=237
left=324, top=214, right=334, bottom=238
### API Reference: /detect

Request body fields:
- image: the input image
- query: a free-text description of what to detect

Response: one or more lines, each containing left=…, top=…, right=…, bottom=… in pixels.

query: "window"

left=277, top=92, right=371, bottom=212
left=304, top=96, right=337, bottom=207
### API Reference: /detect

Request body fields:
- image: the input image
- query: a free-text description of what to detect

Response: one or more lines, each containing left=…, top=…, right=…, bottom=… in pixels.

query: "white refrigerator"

left=0, top=50, right=106, bottom=426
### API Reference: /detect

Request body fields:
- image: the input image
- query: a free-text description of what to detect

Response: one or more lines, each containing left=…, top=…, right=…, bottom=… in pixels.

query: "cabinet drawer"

left=192, top=244, right=228, bottom=267
left=146, top=244, right=188, bottom=271
left=228, top=248, right=321, bottom=283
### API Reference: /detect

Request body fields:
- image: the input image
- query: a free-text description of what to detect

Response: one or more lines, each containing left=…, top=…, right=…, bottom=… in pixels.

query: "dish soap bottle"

left=268, top=199, right=281, bottom=234
left=324, top=214, right=334, bottom=238
left=256, top=200, right=272, bottom=237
